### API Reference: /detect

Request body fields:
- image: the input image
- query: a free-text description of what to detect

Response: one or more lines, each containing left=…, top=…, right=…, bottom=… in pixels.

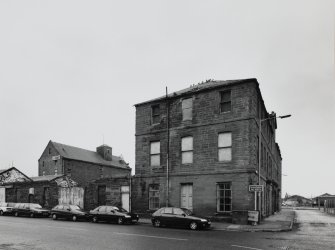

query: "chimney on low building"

left=96, top=145, right=113, bottom=161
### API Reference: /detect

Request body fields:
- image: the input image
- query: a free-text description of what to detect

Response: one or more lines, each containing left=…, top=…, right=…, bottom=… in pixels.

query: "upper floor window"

left=181, top=136, right=193, bottom=164
left=54, top=168, right=58, bottom=175
left=150, top=141, right=160, bottom=167
left=182, top=98, right=193, bottom=121
left=218, top=132, right=232, bottom=161
left=48, top=148, right=51, bottom=154
left=151, top=104, right=160, bottom=124
left=220, top=90, right=231, bottom=113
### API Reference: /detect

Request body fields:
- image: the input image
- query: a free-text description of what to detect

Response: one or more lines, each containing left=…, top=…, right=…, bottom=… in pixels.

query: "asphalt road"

left=0, top=209, right=334, bottom=250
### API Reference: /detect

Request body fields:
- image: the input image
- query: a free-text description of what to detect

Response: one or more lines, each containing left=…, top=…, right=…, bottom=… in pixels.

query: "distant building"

left=38, top=141, right=131, bottom=186
left=284, top=195, right=312, bottom=206
left=132, top=79, right=283, bottom=223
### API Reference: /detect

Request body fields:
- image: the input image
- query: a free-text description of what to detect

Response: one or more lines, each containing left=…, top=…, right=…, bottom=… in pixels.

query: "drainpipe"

left=166, top=87, right=170, bottom=207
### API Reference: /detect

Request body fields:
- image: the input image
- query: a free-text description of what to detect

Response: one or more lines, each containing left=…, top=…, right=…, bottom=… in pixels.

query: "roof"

left=51, top=141, right=130, bottom=169
left=134, top=78, right=257, bottom=106
left=0, top=169, right=8, bottom=174
left=30, top=175, right=63, bottom=182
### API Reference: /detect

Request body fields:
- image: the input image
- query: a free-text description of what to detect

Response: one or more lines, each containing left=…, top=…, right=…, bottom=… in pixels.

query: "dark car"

left=89, top=205, right=139, bottom=224
left=51, top=204, right=89, bottom=222
left=13, top=203, right=50, bottom=218
left=151, top=207, right=211, bottom=230
left=0, top=202, right=15, bottom=216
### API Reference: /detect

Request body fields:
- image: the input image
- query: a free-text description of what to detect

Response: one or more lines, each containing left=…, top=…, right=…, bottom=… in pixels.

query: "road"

left=0, top=209, right=334, bottom=250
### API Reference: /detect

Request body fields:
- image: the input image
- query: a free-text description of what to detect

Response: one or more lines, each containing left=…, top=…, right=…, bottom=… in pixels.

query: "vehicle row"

left=0, top=202, right=211, bottom=230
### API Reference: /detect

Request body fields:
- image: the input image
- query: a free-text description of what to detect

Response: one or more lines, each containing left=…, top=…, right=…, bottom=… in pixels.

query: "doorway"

left=181, top=184, right=193, bottom=210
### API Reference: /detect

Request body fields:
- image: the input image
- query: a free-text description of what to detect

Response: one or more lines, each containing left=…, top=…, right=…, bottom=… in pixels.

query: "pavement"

left=139, top=208, right=295, bottom=232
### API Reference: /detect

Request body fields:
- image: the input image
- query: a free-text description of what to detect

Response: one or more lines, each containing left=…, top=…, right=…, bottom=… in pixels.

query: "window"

left=220, top=90, right=231, bottom=113
left=150, top=141, right=160, bottom=167
left=49, top=148, right=51, bottom=154
left=42, top=171, right=45, bottom=176
left=182, top=98, right=193, bottom=121
left=217, top=182, right=232, bottom=212
left=54, top=168, right=58, bottom=175
left=163, top=207, right=173, bottom=214
left=151, top=104, right=160, bottom=124
left=218, top=132, right=232, bottom=161
left=181, top=136, right=193, bottom=164
left=149, top=185, right=160, bottom=210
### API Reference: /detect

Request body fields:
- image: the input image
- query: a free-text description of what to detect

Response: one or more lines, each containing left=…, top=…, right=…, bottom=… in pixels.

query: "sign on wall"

left=249, top=185, right=264, bottom=192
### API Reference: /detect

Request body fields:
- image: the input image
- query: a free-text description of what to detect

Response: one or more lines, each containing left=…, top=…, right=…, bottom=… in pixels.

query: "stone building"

left=0, top=141, right=132, bottom=210
left=131, top=79, right=282, bottom=222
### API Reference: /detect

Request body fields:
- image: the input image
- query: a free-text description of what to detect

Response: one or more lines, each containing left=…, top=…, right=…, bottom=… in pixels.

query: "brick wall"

left=38, top=142, right=63, bottom=176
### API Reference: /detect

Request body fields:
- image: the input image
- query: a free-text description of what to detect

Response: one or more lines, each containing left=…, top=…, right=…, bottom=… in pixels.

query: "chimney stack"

left=96, top=145, right=113, bottom=161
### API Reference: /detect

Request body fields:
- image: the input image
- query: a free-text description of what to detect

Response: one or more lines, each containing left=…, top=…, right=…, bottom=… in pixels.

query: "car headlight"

left=200, top=219, right=207, bottom=222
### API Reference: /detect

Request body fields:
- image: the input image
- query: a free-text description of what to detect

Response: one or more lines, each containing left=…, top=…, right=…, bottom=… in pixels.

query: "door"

left=121, top=186, right=130, bottom=212
left=181, top=184, right=193, bottom=210
left=98, top=186, right=106, bottom=206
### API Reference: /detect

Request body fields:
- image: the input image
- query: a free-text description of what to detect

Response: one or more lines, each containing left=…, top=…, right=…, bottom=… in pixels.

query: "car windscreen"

left=181, top=208, right=193, bottom=216
left=30, top=204, right=42, bottom=209
left=114, top=207, right=128, bottom=213
left=70, top=205, right=81, bottom=211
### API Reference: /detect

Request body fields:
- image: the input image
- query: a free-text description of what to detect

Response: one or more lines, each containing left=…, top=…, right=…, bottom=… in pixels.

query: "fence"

left=324, top=199, right=335, bottom=215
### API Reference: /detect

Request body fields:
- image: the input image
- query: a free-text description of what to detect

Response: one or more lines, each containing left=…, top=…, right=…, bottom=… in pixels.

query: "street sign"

left=248, top=210, right=259, bottom=222
left=249, top=185, right=264, bottom=192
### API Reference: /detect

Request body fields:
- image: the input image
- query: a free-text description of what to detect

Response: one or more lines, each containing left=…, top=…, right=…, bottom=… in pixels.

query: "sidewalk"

left=138, top=208, right=295, bottom=232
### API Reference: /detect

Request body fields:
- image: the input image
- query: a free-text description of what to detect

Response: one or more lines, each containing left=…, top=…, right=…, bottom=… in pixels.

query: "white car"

left=0, top=202, right=15, bottom=216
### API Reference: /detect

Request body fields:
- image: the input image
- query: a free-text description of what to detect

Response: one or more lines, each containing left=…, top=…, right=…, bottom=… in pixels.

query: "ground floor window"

left=149, top=184, right=160, bottom=210
left=217, top=182, right=232, bottom=212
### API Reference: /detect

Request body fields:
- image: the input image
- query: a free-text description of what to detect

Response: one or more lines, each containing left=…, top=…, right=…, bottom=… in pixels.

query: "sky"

left=0, top=0, right=334, bottom=198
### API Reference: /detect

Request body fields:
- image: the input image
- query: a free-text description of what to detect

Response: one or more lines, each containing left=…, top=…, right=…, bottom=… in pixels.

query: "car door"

left=63, top=205, right=71, bottom=219
left=56, top=205, right=64, bottom=218
left=160, top=207, right=174, bottom=226
left=98, top=206, right=107, bottom=221
left=173, top=208, right=189, bottom=228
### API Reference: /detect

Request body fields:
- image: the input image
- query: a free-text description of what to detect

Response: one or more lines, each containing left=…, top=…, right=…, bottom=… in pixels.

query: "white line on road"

left=231, top=245, right=264, bottom=250
left=113, top=232, right=188, bottom=241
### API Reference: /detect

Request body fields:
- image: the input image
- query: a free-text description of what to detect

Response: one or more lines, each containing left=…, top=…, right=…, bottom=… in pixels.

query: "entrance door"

left=121, top=186, right=130, bottom=211
left=181, top=184, right=193, bottom=210
left=98, top=186, right=106, bottom=206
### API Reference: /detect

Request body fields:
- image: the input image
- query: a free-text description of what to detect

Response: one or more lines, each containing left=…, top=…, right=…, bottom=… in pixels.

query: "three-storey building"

left=132, top=79, right=282, bottom=222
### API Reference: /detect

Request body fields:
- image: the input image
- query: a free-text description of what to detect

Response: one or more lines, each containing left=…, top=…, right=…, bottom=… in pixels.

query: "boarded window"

left=220, top=90, right=231, bottom=113
left=218, top=132, right=232, bottom=161
left=181, top=136, right=193, bottom=164
left=149, top=185, right=160, bottom=210
left=151, top=104, right=160, bottom=124
left=150, top=141, right=160, bottom=167
left=182, top=98, right=193, bottom=121
left=217, top=182, right=232, bottom=212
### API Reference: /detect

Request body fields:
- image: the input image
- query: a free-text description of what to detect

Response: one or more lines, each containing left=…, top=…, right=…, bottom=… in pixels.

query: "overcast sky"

left=0, top=0, right=334, bottom=198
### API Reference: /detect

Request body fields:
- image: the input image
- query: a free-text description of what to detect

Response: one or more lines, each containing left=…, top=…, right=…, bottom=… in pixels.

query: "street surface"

left=0, top=209, right=334, bottom=250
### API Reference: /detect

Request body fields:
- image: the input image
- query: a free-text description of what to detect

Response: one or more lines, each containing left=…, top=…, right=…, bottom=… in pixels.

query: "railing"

left=324, top=199, right=335, bottom=214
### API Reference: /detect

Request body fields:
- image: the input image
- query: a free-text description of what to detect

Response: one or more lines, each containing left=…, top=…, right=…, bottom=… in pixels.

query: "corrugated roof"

left=30, top=175, right=63, bottom=182
left=135, top=78, right=256, bottom=106
left=51, top=141, right=129, bottom=169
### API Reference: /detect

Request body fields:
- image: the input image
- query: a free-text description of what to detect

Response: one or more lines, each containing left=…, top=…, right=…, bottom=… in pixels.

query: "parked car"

left=151, top=207, right=211, bottom=230
left=13, top=203, right=50, bottom=218
left=89, top=205, right=139, bottom=224
left=0, top=202, right=15, bottom=216
left=51, top=204, right=89, bottom=222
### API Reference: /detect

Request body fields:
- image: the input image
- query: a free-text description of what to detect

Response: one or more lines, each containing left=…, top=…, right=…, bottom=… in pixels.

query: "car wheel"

left=189, top=221, right=198, bottom=230
left=0, top=210, right=3, bottom=216
left=72, top=215, right=77, bottom=222
left=153, top=219, right=161, bottom=227
left=117, top=217, right=124, bottom=225
left=92, top=216, right=98, bottom=223
left=30, top=213, right=34, bottom=218
left=14, top=212, right=19, bottom=217
left=52, top=214, right=57, bottom=220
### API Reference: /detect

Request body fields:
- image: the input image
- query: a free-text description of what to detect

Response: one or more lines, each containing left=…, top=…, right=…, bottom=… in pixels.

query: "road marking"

left=231, top=245, right=264, bottom=250
left=113, top=232, right=188, bottom=241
